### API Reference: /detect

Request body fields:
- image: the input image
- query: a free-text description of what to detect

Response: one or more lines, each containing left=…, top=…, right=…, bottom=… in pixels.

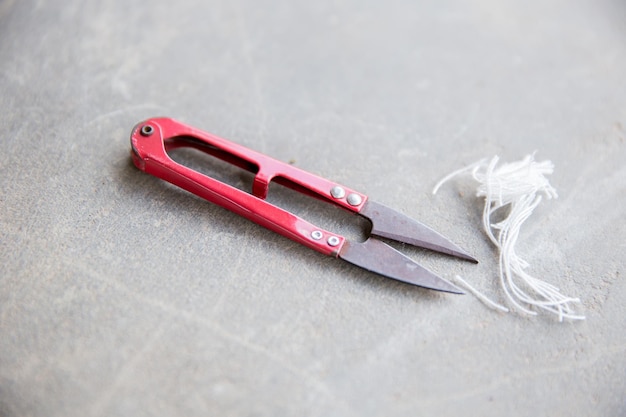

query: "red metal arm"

left=130, top=117, right=367, bottom=256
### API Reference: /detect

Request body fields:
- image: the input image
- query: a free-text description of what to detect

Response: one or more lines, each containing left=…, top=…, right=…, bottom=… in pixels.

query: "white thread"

left=453, top=275, right=509, bottom=313
left=434, top=155, right=585, bottom=321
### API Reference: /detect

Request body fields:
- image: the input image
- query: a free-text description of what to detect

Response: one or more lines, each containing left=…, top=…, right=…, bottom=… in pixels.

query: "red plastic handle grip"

left=130, top=117, right=367, bottom=256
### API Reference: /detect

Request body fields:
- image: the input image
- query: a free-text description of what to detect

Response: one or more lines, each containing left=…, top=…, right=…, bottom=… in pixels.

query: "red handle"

left=130, top=117, right=368, bottom=256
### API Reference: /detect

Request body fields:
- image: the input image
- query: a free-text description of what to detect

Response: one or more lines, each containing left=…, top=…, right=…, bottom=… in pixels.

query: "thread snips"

left=130, top=117, right=476, bottom=294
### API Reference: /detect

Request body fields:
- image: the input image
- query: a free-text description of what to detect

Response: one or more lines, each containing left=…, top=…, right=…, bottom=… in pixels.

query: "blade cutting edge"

left=360, top=200, right=477, bottom=262
left=339, top=239, right=464, bottom=294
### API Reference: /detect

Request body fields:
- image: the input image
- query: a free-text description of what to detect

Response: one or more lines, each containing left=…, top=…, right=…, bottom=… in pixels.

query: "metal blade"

left=360, top=200, right=477, bottom=263
left=339, top=239, right=464, bottom=294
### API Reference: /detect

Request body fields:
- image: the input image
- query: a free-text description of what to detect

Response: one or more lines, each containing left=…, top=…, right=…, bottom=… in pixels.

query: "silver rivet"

left=346, top=193, right=362, bottom=206
left=330, top=186, right=345, bottom=199
left=327, top=236, right=340, bottom=247
left=311, top=230, right=323, bottom=240
left=140, top=125, right=154, bottom=136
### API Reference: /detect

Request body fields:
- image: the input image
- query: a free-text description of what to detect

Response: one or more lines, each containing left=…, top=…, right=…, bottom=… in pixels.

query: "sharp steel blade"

left=360, top=200, right=477, bottom=263
left=339, top=239, right=464, bottom=294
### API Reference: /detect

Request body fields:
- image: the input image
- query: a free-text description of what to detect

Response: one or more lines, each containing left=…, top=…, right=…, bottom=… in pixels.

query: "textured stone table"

left=1, top=0, right=625, bottom=415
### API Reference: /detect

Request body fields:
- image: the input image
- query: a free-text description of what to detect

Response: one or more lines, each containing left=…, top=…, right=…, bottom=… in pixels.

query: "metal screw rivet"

left=347, top=193, right=362, bottom=206
left=140, top=125, right=154, bottom=136
left=311, top=230, right=323, bottom=240
left=330, top=186, right=345, bottom=199
left=327, top=236, right=340, bottom=247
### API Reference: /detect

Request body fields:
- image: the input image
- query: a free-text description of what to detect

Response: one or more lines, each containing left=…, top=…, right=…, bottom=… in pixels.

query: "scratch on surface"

left=306, top=112, right=390, bottom=132
left=453, top=102, right=481, bottom=139
left=66, top=258, right=347, bottom=411
left=90, top=325, right=166, bottom=417
left=421, top=342, right=626, bottom=405
left=209, top=233, right=251, bottom=315
left=233, top=3, right=269, bottom=150
left=536, top=149, right=625, bottom=252
left=86, top=104, right=167, bottom=126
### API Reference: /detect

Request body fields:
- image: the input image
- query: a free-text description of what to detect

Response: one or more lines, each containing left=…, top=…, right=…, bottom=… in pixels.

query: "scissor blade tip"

left=340, top=239, right=467, bottom=295
left=445, top=286, right=465, bottom=295
left=426, top=242, right=478, bottom=263
left=362, top=201, right=478, bottom=263
left=428, top=280, right=465, bottom=295
left=456, top=251, right=479, bottom=264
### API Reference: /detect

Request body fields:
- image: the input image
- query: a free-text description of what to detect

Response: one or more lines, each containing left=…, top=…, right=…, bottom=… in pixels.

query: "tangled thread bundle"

left=433, top=155, right=585, bottom=321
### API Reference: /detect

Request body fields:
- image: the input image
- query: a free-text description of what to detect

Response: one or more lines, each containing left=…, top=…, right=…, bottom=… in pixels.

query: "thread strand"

left=434, top=155, right=584, bottom=321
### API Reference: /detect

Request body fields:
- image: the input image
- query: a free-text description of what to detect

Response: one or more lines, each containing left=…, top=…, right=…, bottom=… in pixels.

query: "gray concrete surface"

left=1, top=0, right=625, bottom=416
